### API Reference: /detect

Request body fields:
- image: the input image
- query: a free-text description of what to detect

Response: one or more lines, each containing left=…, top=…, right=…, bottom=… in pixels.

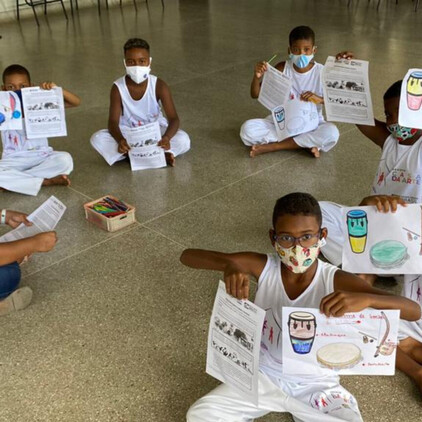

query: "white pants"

left=187, top=371, right=362, bottom=422
left=90, top=127, right=191, bottom=166
left=240, top=116, right=339, bottom=152
left=0, top=151, right=73, bottom=196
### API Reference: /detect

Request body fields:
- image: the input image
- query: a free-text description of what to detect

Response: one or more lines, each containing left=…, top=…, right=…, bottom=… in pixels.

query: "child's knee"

left=186, top=400, right=203, bottom=422
left=56, top=152, right=74, bottom=173
left=326, top=123, right=340, bottom=143
left=240, top=120, right=256, bottom=145
left=0, top=262, right=21, bottom=299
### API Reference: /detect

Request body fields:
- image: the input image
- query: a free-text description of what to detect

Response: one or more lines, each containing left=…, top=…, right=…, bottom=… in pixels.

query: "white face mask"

left=275, top=238, right=325, bottom=274
left=124, top=57, right=152, bottom=84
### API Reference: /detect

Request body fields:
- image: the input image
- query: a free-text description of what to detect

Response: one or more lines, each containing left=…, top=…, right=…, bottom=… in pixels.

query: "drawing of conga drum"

left=347, top=210, right=368, bottom=254
left=288, top=311, right=317, bottom=354
left=407, top=71, right=422, bottom=111
left=273, top=105, right=285, bottom=130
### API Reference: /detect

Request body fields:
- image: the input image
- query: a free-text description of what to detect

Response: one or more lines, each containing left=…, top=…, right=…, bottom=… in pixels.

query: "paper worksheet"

left=125, top=121, right=166, bottom=171
left=271, top=98, right=319, bottom=140
left=21, top=87, right=67, bottom=139
left=342, top=204, right=422, bottom=274
left=399, top=68, right=422, bottom=129
left=206, top=281, right=265, bottom=406
left=258, top=65, right=293, bottom=111
left=322, top=56, right=375, bottom=126
left=282, top=307, right=399, bottom=376
left=0, top=91, right=23, bottom=131
left=0, top=196, right=66, bottom=243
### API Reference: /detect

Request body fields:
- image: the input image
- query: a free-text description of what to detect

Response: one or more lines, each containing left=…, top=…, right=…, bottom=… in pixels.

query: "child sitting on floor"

left=90, top=38, right=191, bottom=167
left=0, top=64, right=80, bottom=196
left=181, top=192, right=420, bottom=421
left=0, top=208, right=57, bottom=316
left=240, top=26, right=339, bottom=158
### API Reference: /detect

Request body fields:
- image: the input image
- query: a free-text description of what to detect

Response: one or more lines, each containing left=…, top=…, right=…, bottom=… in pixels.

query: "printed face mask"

left=387, top=123, right=418, bottom=143
left=124, top=58, right=152, bottom=84
left=288, top=53, right=314, bottom=69
left=274, top=238, right=325, bottom=274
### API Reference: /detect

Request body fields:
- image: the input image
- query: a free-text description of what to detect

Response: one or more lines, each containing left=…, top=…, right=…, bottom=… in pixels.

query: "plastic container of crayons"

left=84, top=195, right=136, bottom=232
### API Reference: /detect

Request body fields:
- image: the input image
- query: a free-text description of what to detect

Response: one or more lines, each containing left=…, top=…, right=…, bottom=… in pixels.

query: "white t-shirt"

left=254, top=255, right=337, bottom=378
left=372, top=134, right=422, bottom=204
left=1, top=124, right=51, bottom=158
left=399, top=275, right=422, bottom=343
left=114, top=74, right=167, bottom=129
left=283, top=60, right=325, bottom=122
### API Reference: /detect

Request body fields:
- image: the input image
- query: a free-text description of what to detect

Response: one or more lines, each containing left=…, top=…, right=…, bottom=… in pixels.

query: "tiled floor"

left=0, top=0, right=421, bottom=420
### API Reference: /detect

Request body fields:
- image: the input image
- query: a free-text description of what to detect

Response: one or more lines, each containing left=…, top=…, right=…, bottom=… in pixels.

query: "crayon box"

left=84, top=195, right=136, bottom=232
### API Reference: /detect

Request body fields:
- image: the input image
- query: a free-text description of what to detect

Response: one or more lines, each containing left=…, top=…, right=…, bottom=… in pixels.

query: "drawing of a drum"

left=347, top=210, right=368, bottom=254
left=288, top=311, right=317, bottom=354
left=407, top=71, right=422, bottom=111
left=273, top=105, right=285, bottom=130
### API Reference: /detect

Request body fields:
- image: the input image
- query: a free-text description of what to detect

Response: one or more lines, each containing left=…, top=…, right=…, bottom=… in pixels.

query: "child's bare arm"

left=250, top=61, right=285, bottom=99
left=356, top=119, right=390, bottom=148
left=156, top=79, right=179, bottom=150
left=0, top=232, right=57, bottom=266
left=324, top=270, right=421, bottom=321
left=180, top=249, right=267, bottom=299
left=40, top=82, right=80, bottom=107
left=107, top=85, right=130, bottom=154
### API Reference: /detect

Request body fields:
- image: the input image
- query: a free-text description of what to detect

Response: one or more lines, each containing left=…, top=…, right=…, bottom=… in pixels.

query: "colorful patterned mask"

left=387, top=123, right=418, bottom=143
left=274, top=239, right=325, bottom=274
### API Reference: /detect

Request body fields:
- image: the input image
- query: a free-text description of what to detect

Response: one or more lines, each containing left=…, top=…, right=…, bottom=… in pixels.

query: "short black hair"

left=383, top=80, right=402, bottom=101
left=289, top=26, right=315, bottom=46
left=2, top=64, right=31, bottom=84
left=272, top=192, right=322, bottom=227
left=123, top=38, right=150, bottom=53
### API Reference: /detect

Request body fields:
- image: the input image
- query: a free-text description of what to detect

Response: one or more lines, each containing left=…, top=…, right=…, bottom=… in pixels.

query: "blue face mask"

left=289, top=53, right=314, bottom=69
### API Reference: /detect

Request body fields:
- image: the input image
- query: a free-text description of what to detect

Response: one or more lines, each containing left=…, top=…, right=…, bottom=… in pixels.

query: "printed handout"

left=272, top=98, right=319, bottom=140
left=342, top=204, right=422, bottom=274
left=0, top=196, right=66, bottom=243
left=128, top=145, right=166, bottom=171
left=206, top=281, right=265, bottom=405
left=125, top=121, right=166, bottom=171
left=399, top=68, right=422, bottom=129
left=282, top=307, right=399, bottom=376
left=258, top=65, right=293, bottom=111
left=0, top=91, right=23, bottom=131
left=322, top=56, right=375, bottom=126
left=22, top=87, right=67, bottom=139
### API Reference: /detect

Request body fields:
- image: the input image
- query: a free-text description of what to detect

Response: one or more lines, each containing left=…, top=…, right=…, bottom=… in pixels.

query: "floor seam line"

left=21, top=222, right=145, bottom=279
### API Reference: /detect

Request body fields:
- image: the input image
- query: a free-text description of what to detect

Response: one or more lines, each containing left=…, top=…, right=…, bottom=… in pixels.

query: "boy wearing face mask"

left=0, top=64, right=80, bottom=196
left=319, top=59, right=422, bottom=394
left=240, top=26, right=339, bottom=158
left=90, top=38, right=190, bottom=167
left=181, top=192, right=420, bottom=421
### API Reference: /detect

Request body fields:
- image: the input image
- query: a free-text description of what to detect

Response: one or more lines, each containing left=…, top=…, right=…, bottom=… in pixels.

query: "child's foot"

left=42, top=175, right=71, bottom=187
left=250, top=144, right=278, bottom=157
left=415, top=370, right=422, bottom=395
left=0, top=287, right=33, bottom=316
left=309, top=147, right=320, bottom=158
left=165, top=152, right=175, bottom=167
